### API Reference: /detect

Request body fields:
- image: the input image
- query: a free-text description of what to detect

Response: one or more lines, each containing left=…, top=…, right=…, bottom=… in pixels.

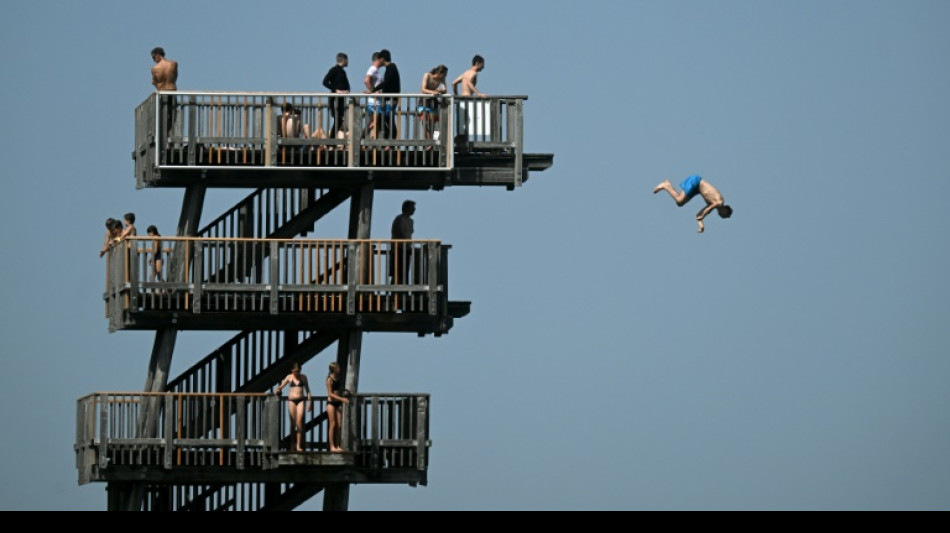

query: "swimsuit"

left=288, top=379, right=306, bottom=405
left=680, top=175, right=703, bottom=201
left=328, top=376, right=344, bottom=408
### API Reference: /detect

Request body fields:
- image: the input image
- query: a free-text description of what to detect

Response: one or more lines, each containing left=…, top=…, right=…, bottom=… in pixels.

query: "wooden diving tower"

left=76, top=91, right=552, bottom=511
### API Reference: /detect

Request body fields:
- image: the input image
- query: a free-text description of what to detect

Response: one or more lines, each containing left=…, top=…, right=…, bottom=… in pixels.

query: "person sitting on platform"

left=420, top=65, right=448, bottom=143
left=146, top=226, right=163, bottom=282
left=280, top=103, right=303, bottom=139
left=326, top=363, right=350, bottom=453
left=276, top=363, right=313, bottom=453
left=653, top=175, right=733, bottom=234
left=100, top=218, right=117, bottom=258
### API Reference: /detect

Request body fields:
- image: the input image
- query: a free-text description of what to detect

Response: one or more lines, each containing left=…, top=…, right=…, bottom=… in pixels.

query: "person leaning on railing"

left=99, top=218, right=124, bottom=258
left=275, top=363, right=313, bottom=453
left=420, top=65, right=448, bottom=143
left=100, top=218, right=117, bottom=258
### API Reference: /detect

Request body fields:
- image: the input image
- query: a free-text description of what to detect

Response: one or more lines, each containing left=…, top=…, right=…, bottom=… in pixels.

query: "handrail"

left=135, top=91, right=528, bottom=181
left=117, top=236, right=441, bottom=244
left=104, top=237, right=451, bottom=326
left=75, top=392, right=431, bottom=482
left=158, top=90, right=528, bottom=99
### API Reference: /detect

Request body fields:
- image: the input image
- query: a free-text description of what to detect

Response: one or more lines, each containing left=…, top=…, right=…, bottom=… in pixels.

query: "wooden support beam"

left=323, top=484, right=350, bottom=512
left=126, top=183, right=206, bottom=511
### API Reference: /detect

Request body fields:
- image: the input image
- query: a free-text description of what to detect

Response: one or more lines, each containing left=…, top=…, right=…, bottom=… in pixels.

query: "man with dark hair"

left=390, top=200, right=416, bottom=284
left=151, top=47, right=179, bottom=144
left=323, top=53, right=351, bottom=139
left=150, top=47, right=178, bottom=91
left=452, top=55, right=485, bottom=97
left=376, top=50, right=401, bottom=140
left=653, top=176, right=733, bottom=234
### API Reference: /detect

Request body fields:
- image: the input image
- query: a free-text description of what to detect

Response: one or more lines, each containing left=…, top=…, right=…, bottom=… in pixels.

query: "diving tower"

left=76, top=91, right=552, bottom=511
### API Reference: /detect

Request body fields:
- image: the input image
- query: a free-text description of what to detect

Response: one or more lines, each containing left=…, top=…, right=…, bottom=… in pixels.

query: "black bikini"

left=288, top=379, right=306, bottom=405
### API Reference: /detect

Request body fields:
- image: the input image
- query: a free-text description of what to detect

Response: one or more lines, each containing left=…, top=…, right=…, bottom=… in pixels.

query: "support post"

left=323, top=484, right=350, bottom=512
left=126, top=183, right=205, bottom=511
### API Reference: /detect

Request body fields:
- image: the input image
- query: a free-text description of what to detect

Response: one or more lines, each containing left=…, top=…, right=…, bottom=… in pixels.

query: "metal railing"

left=104, top=237, right=448, bottom=320
left=76, top=392, right=431, bottom=484
left=134, top=91, right=527, bottom=176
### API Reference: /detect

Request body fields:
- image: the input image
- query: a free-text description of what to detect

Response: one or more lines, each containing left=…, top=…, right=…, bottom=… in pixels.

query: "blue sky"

left=1, top=0, right=949, bottom=510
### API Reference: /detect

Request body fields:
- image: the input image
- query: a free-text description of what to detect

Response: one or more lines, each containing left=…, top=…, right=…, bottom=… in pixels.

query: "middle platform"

left=104, top=237, right=469, bottom=334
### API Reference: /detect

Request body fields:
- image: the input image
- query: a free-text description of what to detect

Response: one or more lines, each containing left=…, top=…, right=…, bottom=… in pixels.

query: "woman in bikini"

left=326, top=362, right=350, bottom=453
left=419, top=65, right=448, bottom=143
left=276, top=363, right=313, bottom=452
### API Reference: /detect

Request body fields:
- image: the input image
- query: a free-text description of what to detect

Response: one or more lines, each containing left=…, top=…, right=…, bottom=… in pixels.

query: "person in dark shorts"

left=654, top=175, right=733, bottom=234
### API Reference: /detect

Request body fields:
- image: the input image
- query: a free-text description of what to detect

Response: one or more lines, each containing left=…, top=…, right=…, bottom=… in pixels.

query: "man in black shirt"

left=322, top=53, right=351, bottom=139
left=390, top=200, right=415, bottom=284
left=376, top=49, right=401, bottom=140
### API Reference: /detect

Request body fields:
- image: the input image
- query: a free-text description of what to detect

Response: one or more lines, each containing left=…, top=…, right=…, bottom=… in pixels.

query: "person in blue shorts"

left=654, top=175, right=733, bottom=234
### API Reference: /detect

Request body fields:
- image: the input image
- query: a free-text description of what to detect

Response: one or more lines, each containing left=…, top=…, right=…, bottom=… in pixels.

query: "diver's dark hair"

left=719, top=205, right=733, bottom=219
left=473, top=55, right=485, bottom=66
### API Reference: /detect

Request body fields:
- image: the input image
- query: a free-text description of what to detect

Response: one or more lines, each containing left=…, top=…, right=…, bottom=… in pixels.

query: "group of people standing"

left=276, top=363, right=350, bottom=453
left=310, top=50, right=487, bottom=142
left=99, top=214, right=164, bottom=281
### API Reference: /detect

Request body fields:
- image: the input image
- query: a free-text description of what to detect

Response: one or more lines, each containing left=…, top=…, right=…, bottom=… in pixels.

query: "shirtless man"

left=151, top=47, right=178, bottom=142
left=452, top=55, right=486, bottom=97
left=150, top=47, right=178, bottom=91
left=654, top=175, right=733, bottom=234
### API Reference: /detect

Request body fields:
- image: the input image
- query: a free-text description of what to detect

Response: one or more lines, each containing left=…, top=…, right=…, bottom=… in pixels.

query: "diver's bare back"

left=152, top=59, right=178, bottom=91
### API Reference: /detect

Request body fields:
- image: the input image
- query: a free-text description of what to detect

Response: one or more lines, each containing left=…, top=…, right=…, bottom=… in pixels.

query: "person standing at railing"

left=453, top=55, right=487, bottom=146
left=323, top=53, right=351, bottom=140
left=452, top=55, right=486, bottom=97
left=420, top=66, right=448, bottom=143
left=363, top=52, right=384, bottom=138
left=326, top=363, right=350, bottom=453
left=119, top=213, right=138, bottom=242
left=653, top=176, right=733, bottom=234
left=390, top=200, right=415, bottom=286
left=146, top=226, right=163, bottom=282
left=99, top=218, right=118, bottom=258
left=375, top=50, right=401, bottom=142
left=276, top=363, right=313, bottom=453
left=150, top=47, right=178, bottom=143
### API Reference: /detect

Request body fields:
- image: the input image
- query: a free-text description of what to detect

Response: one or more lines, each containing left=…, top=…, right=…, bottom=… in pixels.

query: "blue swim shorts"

left=680, top=175, right=703, bottom=200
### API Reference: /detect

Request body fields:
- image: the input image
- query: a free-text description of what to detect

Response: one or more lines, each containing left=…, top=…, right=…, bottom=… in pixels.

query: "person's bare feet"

left=697, top=220, right=705, bottom=234
left=653, top=180, right=670, bottom=194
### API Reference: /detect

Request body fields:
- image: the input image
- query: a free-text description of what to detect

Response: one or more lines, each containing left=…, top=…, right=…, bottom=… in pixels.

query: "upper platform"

left=134, top=92, right=553, bottom=190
